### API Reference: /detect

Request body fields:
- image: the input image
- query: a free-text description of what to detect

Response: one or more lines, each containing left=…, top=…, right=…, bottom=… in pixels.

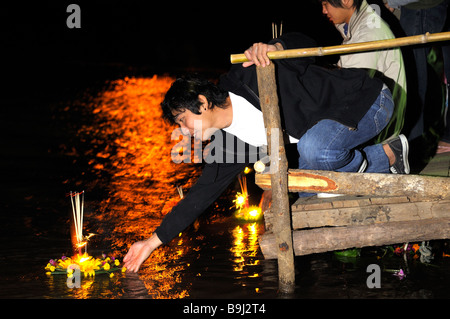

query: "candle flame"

left=76, top=253, right=92, bottom=264
left=248, top=208, right=260, bottom=218
left=233, top=192, right=248, bottom=210
left=235, top=205, right=262, bottom=221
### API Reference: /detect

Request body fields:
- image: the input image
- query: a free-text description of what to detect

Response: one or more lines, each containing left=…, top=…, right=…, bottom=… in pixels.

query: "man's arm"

left=123, top=233, right=162, bottom=272
left=154, top=161, right=248, bottom=244
left=124, top=160, right=248, bottom=272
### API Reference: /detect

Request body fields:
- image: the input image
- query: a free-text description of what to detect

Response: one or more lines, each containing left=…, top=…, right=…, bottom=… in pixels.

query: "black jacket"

left=220, top=32, right=384, bottom=139
left=155, top=33, right=384, bottom=244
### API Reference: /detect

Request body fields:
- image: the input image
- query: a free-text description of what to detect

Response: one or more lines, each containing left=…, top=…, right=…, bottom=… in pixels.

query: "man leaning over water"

left=123, top=32, right=410, bottom=272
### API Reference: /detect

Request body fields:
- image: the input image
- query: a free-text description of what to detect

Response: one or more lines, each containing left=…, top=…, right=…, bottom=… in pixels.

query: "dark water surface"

left=2, top=67, right=450, bottom=300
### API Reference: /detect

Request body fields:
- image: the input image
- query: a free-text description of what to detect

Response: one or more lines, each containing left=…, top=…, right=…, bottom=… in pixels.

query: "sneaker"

left=386, top=134, right=410, bottom=174
left=357, top=158, right=368, bottom=173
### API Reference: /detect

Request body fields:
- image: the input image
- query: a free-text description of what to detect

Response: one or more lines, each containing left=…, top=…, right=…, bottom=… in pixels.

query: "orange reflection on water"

left=75, top=75, right=268, bottom=298
left=80, top=75, right=202, bottom=298
left=230, top=223, right=263, bottom=276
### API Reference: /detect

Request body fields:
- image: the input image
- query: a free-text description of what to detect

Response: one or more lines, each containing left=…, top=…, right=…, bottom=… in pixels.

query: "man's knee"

left=298, top=140, right=329, bottom=169
left=298, top=141, right=352, bottom=170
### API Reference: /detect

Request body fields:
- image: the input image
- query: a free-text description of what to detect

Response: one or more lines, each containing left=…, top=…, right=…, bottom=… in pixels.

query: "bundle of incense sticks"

left=238, top=174, right=247, bottom=199
left=176, top=185, right=184, bottom=199
left=70, top=191, right=84, bottom=246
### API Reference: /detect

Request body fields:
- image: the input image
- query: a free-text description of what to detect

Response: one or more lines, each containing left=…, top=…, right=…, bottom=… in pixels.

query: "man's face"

left=173, top=108, right=218, bottom=141
left=321, top=1, right=354, bottom=25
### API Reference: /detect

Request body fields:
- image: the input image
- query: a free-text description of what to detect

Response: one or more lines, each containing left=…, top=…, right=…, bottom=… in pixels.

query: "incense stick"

left=70, top=191, right=84, bottom=245
left=272, top=21, right=283, bottom=39
left=238, top=174, right=248, bottom=196
left=177, top=185, right=184, bottom=199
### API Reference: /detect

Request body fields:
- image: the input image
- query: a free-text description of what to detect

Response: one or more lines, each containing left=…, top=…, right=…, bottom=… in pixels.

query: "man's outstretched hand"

left=123, top=233, right=162, bottom=272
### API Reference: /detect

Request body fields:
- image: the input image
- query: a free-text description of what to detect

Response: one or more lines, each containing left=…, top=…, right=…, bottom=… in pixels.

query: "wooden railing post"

left=256, top=63, right=295, bottom=294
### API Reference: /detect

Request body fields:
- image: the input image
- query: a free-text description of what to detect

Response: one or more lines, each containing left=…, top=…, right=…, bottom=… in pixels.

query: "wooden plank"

left=255, top=169, right=450, bottom=199
left=265, top=196, right=450, bottom=230
left=295, top=197, right=450, bottom=229
left=259, top=217, right=450, bottom=259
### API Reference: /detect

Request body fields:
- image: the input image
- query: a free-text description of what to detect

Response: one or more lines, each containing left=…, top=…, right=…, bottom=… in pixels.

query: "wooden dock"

left=251, top=63, right=450, bottom=293
left=258, top=152, right=450, bottom=259
left=232, top=33, right=450, bottom=292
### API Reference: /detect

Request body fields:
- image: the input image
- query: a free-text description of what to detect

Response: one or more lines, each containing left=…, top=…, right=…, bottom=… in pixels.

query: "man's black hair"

left=320, top=0, right=364, bottom=11
left=161, top=75, right=229, bottom=124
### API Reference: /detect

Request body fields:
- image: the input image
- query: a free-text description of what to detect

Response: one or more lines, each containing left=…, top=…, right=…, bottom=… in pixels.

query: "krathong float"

left=45, top=191, right=125, bottom=278
left=45, top=253, right=125, bottom=278
left=233, top=172, right=263, bottom=222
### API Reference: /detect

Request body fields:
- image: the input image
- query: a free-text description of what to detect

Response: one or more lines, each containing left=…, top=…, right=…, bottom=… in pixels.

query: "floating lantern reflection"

left=231, top=223, right=262, bottom=275
left=77, top=76, right=194, bottom=298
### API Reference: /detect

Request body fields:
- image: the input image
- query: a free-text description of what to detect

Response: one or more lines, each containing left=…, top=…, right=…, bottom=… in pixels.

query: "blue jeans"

left=297, top=87, right=394, bottom=176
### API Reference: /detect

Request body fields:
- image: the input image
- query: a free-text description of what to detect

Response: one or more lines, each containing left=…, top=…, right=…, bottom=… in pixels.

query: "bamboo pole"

left=230, top=31, right=450, bottom=64
left=256, top=64, right=295, bottom=294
